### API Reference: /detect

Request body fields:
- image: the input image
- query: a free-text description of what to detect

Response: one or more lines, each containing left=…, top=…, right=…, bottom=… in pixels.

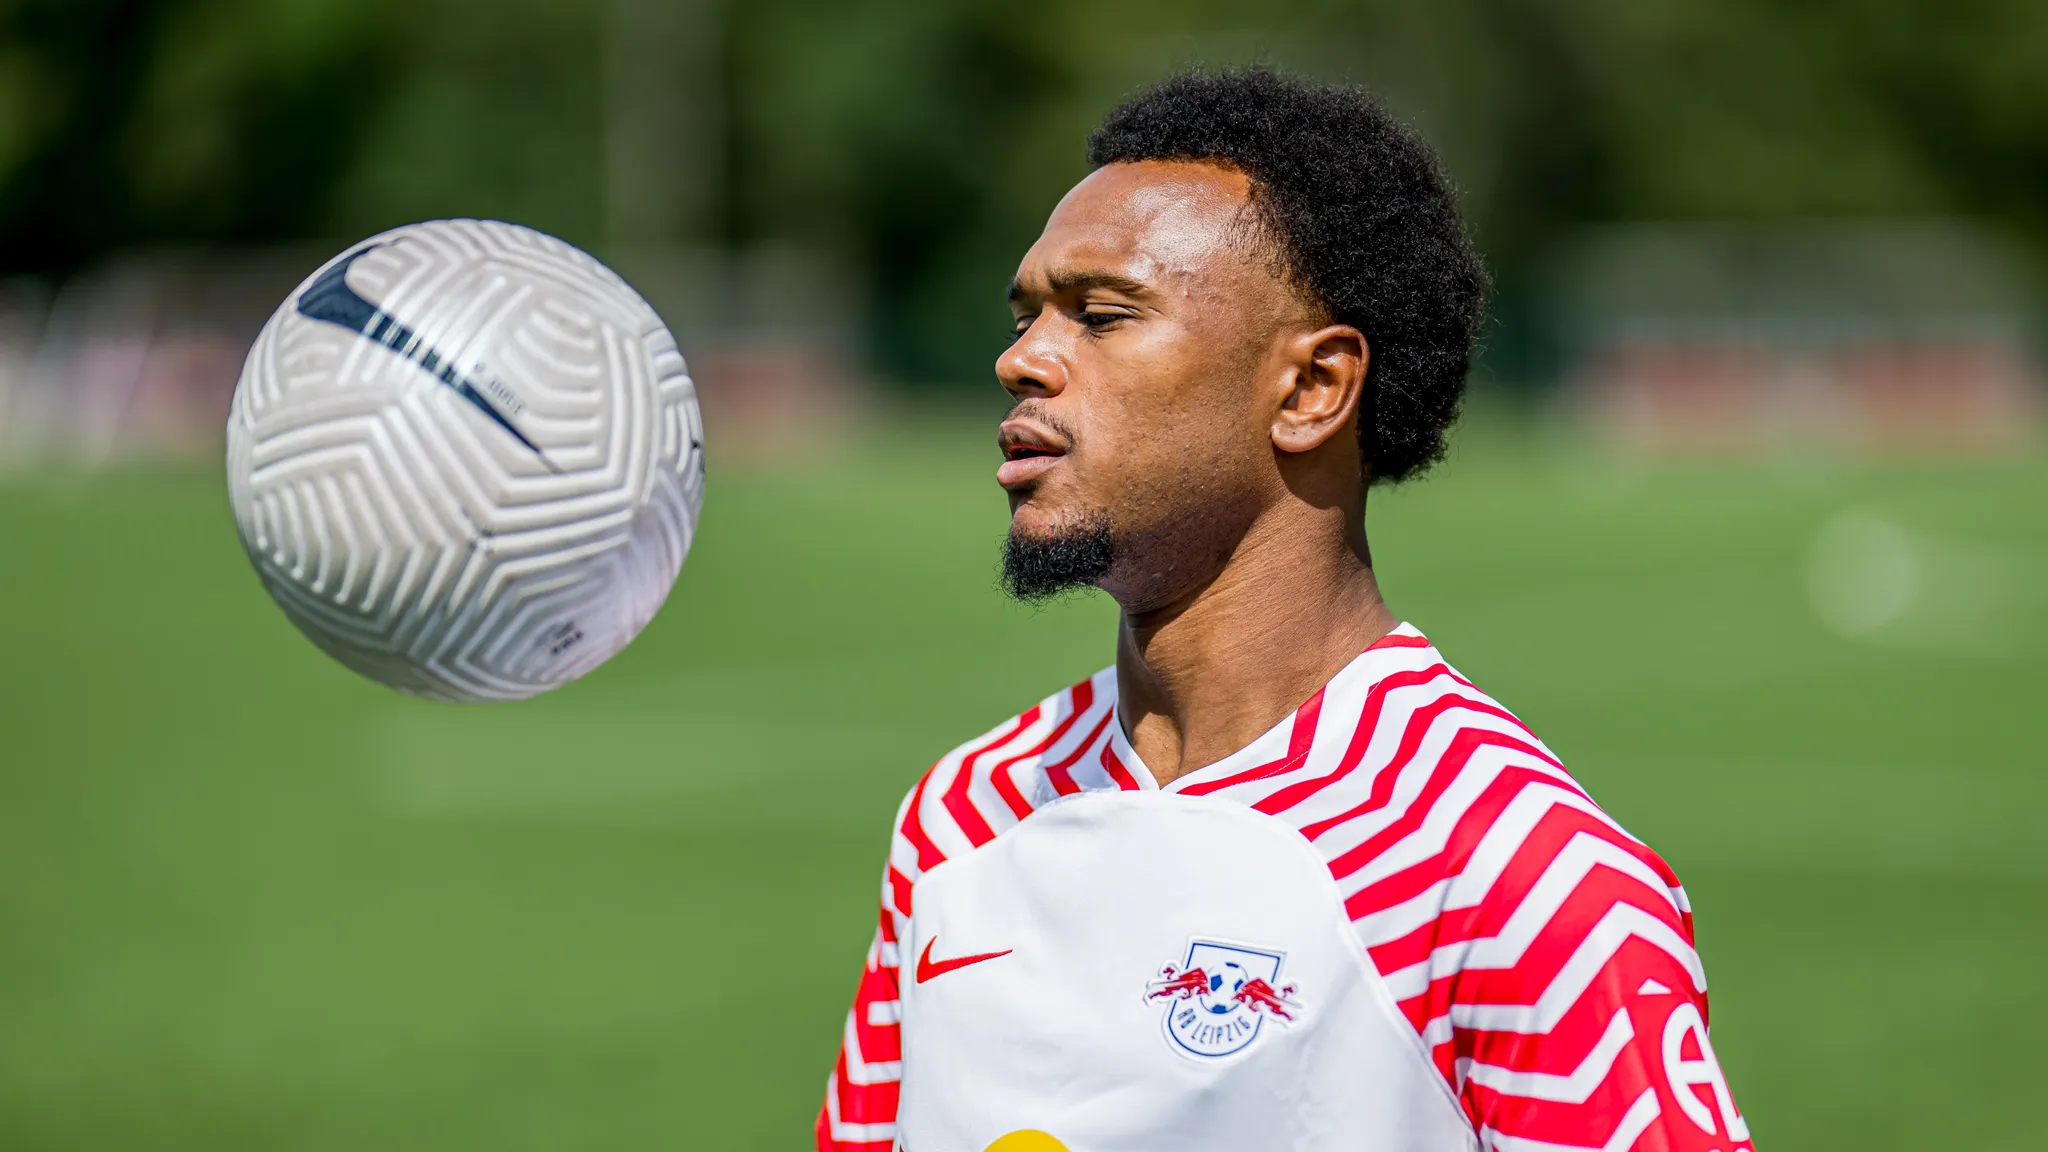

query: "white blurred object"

left=1806, top=510, right=1918, bottom=637
left=1805, top=507, right=2025, bottom=656
left=225, top=220, right=705, bottom=703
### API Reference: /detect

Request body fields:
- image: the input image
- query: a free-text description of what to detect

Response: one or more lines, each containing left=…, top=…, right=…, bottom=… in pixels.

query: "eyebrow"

left=1008, top=269, right=1156, bottom=304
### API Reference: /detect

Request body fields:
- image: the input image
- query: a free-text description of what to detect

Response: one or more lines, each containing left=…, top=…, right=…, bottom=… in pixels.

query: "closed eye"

left=1008, top=306, right=1135, bottom=343
left=1075, top=301, right=1143, bottom=338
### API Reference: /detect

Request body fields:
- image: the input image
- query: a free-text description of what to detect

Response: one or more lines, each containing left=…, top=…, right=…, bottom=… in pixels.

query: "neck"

left=1113, top=505, right=1395, bottom=787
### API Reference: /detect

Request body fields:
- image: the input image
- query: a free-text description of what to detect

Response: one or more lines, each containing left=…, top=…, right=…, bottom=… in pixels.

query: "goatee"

left=1001, top=517, right=1115, bottom=603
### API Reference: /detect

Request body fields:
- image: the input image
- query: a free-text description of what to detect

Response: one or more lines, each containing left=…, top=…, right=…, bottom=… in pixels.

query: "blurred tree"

left=724, top=0, right=1072, bottom=382
left=1, top=0, right=2041, bottom=382
left=0, top=0, right=394, bottom=269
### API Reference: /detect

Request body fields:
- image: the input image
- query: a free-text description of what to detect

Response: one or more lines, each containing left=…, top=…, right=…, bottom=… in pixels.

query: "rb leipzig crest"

left=1144, top=939, right=1302, bottom=1059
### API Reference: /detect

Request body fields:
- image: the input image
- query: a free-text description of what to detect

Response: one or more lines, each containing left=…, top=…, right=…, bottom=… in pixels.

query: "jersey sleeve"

left=816, top=786, right=921, bottom=1151
left=1374, top=782, right=1754, bottom=1151
left=813, top=911, right=903, bottom=1151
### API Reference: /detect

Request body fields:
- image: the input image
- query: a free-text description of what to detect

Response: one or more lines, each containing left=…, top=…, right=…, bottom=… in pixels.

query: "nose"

left=996, top=315, right=1067, bottom=400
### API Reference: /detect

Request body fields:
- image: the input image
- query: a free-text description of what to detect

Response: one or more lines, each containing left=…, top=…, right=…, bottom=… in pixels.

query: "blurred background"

left=1, top=0, right=2043, bottom=1148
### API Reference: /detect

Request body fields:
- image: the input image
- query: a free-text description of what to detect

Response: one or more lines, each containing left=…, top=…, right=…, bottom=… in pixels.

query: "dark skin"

left=997, top=160, right=1397, bottom=786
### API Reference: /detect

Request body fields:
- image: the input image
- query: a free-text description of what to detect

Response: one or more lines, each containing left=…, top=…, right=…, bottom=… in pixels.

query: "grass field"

left=1, top=413, right=2042, bottom=1150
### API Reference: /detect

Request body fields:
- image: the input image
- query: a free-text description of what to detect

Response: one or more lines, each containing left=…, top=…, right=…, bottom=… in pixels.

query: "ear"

left=1271, top=324, right=1368, bottom=455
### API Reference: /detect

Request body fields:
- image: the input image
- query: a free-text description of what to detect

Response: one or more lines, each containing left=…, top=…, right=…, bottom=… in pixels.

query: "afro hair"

left=1087, top=67, right=1488, bottom=484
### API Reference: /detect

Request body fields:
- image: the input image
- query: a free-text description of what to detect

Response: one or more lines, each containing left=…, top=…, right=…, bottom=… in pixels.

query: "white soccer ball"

left=225, top=219, right=704, bottom=703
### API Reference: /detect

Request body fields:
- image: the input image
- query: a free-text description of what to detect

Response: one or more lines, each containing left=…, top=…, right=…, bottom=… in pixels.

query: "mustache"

left=1001, top=401, right=1078, bottom=444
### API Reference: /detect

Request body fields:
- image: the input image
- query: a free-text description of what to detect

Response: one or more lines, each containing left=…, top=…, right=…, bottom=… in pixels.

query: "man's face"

left=998, top=160, right=1310, bottom=608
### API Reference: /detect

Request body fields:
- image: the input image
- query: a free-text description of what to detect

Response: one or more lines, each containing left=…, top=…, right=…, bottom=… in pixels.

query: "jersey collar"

left=1106, top=622, right=1430, bottom=795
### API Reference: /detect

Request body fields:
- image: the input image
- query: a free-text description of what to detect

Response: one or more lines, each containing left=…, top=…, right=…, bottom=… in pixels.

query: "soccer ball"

left=1200, top=962, right=1252, bottom=1013
left=225, top=220, right=705, bottom=703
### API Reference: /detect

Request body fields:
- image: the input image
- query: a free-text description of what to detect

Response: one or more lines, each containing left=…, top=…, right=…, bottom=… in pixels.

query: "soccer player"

left=817, top=69, right=1752, bottom=1152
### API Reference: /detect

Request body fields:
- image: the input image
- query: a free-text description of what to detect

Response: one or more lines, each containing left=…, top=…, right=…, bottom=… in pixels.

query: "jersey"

left=816, top=625, right=1752, bottom=1152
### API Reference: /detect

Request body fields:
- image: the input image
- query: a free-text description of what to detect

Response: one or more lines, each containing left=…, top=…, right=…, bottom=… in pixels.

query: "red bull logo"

left=1145, top=965, right=1214, bottom=1002
left=1233, top=976, right=1301, bottom=1022
left=1145, top=940, right=1303, bottom=1059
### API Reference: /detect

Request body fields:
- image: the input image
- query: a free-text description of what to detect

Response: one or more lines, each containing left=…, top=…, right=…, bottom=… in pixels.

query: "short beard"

left=1001, top=516, right=1115, bottom=603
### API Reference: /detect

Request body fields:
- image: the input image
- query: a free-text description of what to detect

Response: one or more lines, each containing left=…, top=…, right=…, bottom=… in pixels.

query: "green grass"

left=0, top=416, right=2042, bottom=1150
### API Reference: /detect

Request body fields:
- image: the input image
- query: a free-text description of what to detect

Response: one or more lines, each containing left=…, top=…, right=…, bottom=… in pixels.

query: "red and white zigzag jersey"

left=817, top=625, right=1752, bottom=1152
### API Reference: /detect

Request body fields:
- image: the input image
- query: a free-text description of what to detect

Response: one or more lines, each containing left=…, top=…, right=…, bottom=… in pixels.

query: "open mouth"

left=1004, top=444, right=1063, bottom=463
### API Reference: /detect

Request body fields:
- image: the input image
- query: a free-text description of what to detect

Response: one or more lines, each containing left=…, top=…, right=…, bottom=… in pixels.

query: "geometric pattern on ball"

left=226, top=219, right=705, bottom=703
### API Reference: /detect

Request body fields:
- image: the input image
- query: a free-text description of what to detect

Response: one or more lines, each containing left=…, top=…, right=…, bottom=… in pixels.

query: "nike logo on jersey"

left=296, top=245, right=555, bottom=467
left=915, top=938, right=1012, bottom=983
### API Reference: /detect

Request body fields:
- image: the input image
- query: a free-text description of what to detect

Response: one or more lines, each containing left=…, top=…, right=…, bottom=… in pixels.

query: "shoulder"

left=885, top=668, right=1123, bottom=893
left=1221, top=632, right=1701, bottom=1088
left=1273, top=638, right=1736, bottom=1147
left=1190, top=628, right=1695, bottom=1003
